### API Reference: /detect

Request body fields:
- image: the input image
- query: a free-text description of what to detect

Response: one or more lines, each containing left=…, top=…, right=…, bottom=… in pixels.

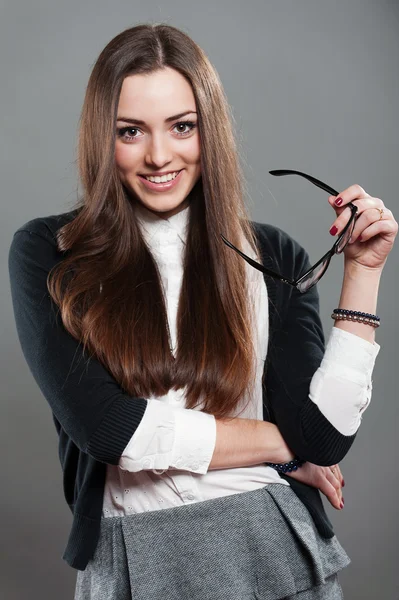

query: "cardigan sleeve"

left=8, top=225, right=216, bottom=471
left=264, top=232, right=377, bottom=466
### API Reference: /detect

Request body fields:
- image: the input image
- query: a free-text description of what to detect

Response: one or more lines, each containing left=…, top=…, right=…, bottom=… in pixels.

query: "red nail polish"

left=340, top=501, right=344, bottom=509
left=329, top=225, right=338, bottom=236
left=335, top=197, right=343, bottom=206
left=342, top=479, right=345, bottom=487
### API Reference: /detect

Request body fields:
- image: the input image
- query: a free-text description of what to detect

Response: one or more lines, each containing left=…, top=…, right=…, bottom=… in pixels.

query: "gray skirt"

left=74, top=483, right=350, bottom=600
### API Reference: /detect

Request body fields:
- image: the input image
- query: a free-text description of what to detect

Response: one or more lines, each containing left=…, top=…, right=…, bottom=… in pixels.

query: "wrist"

left=343, top=260, right=383, bottom=279
left=337, top=261, right=381, bottom=343
left=270, top=426, right=296, bottom=463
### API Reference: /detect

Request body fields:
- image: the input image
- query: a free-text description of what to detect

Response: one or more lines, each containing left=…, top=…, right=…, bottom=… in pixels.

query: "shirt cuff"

left=169, top=406, right=217, bottom=474
left=308, top=327, right=380, bottom=436
left=118, top=399, right=216, bottom=475
left=118, top=399, right=175, bottom=472
left=320, top=326, right=380, bottom=386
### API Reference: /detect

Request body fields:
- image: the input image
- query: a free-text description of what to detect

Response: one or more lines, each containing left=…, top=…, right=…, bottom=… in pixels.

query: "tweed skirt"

left=74, top=483, right=350, bottom=600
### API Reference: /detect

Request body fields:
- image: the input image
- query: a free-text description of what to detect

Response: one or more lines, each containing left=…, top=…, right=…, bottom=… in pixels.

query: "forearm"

left=334, top=262, right=382, bottom=343
left=208, top=417, right=294, bottom=470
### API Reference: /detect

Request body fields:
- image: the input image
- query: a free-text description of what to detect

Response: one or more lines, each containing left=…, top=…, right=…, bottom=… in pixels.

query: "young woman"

left=8, top=23, right=397, bottom=600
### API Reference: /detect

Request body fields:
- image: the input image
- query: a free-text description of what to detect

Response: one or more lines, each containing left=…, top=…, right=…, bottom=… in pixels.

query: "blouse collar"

left=133, top=200, right=190, bottom=246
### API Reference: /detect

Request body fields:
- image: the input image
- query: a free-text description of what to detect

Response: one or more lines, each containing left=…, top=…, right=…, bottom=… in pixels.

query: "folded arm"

left=263, top=231, right=380, bottom=466
left=8, top=224, right=284, bottom=476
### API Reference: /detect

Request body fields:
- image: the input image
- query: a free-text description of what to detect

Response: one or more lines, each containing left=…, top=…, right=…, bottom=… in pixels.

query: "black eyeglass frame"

left=220, top=169, right=359, bottom=293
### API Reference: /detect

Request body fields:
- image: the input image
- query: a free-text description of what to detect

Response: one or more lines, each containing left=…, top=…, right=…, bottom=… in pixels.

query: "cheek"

left=184, top=137, right=201, bottom=164
left=115, top=144, right=136, bottom=171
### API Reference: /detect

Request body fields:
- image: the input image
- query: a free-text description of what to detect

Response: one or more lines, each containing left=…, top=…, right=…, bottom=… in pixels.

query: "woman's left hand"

left=328, top=185, right=398, bottom=271
left=284, top=462, right=344, bottom=510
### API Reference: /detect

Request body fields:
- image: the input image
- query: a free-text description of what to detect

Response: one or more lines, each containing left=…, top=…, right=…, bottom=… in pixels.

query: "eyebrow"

left=116, top=111, right=197, bottom=125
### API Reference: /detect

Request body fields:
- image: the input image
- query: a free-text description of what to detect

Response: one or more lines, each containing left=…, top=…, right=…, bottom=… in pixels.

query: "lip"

left=140, top=169, right=181, bottom=176
left=138, top=169, right=183, bottom=192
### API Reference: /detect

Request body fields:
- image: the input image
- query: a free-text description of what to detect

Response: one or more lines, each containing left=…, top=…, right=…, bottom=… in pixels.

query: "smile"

left=138, top=170, right=184, bottom=192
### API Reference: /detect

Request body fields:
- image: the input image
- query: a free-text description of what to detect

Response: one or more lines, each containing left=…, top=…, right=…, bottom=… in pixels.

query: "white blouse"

left=102, top=202, right=380, bottom=517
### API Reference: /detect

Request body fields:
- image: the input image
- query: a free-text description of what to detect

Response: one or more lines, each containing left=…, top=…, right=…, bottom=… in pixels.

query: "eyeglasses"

left=220, top=169, right=359, bottom=293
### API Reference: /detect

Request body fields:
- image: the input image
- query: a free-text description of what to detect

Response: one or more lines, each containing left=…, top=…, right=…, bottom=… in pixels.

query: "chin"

left=136, top=197, right=189, bottom=218
left=135, top=186, right=188, bottom=206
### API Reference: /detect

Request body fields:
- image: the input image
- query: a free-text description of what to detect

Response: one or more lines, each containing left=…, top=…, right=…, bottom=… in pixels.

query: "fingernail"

left=329, top=225, right=338, bottom=236
left=358, top=235, right=362, bottom=242
left=335, top=197, right=343, bottom=206
left=342, top=479, right=345, bottom=487
left=340, top=501, right=344, bottom=509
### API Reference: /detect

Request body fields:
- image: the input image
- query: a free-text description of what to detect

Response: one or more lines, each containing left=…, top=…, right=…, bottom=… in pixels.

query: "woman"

left=8, top=23, right=397, bottom=599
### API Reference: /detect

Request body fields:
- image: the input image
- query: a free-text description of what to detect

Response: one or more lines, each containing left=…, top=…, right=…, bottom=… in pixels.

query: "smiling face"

left=115, top=67, right=201, bottom=219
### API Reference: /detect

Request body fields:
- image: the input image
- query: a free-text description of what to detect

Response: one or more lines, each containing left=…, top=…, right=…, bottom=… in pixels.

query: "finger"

left=327, top=196, right=351, bottom=218
left=325, top=468, right=342, bottom=506
left=328, top=198, right=384, bottom=237
left=356, top=216, right=398, bottom=243
left=331, top=464, right=344, bottom=505
left=329, top=184, right=371, bottom=208
left=321, top=477, right=342, bottom=510
left=333, top=464, right=344, bottom=488
left=347, top=206, right=390, bottom=243
left=328, top=466, right=342, bottom=504
left=323, top=467, right=342, bottom=508
left=328, top=195, right=378, bottom=214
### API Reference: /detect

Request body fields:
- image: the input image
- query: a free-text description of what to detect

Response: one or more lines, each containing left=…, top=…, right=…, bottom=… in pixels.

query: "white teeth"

left=144, top=171, right=180, bottom=183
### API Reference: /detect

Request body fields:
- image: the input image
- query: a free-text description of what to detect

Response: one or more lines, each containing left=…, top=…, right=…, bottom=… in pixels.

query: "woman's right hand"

left=283, top=461, right=344, bottom=510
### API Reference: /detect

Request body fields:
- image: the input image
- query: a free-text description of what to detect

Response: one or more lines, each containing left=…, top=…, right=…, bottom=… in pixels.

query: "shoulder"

left=8, top=209, right=80, bottom=271
left=11, top=209, right=79, bottom=244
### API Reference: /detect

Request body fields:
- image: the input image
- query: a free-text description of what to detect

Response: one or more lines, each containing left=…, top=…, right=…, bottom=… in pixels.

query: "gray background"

left=2, top=1, right=398, bottom=598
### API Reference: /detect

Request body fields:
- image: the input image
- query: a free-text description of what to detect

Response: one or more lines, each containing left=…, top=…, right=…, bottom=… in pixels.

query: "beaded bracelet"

left=266, top=457, right=306, bottom=474
left=331, top=308, right=380, bottom=328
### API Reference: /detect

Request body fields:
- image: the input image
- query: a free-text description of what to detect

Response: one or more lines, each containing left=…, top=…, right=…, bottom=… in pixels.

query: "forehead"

left=117, top=68, right=196, bottom=118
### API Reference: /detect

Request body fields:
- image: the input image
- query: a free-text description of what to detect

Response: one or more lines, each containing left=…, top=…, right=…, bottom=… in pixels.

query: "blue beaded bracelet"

left=333, top=308, right=380, bottom=322
left=266, top=457, right=306, bottom=474
left=332, top=308, right=380, bottom=328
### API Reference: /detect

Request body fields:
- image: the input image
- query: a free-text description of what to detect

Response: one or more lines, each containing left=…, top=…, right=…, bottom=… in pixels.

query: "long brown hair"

left=48, top=23, right=263, bottom=420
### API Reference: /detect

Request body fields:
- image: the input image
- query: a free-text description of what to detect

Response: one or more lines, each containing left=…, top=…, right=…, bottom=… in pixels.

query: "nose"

left=145, top=132, right=173, bottom=168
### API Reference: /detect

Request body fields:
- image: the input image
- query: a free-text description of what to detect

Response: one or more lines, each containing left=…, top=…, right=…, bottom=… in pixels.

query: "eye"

left=117, top=126, right=140, bottom=141
left=173, top=121, right=197, bottom=136
left=116, top=121, right=197, bottom=142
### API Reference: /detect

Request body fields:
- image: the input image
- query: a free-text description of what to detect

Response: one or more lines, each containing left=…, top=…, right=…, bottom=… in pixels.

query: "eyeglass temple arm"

left=219, top=234, right=297, bottom=287
left=268, top=170, right=340, bottom=197
left=269, top=170, right=358, bottom=217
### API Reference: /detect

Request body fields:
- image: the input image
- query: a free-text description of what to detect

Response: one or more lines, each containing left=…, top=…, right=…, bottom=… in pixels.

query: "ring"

left=378, top=208, right=384, bottom=220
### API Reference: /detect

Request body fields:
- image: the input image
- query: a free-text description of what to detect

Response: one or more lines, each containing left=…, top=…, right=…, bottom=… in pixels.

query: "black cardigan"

left=8, top=209, right=357, bottom=571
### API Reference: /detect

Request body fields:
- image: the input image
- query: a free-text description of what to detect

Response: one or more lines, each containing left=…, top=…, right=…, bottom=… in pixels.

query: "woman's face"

left=115, top=67, right=201, bottom=219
